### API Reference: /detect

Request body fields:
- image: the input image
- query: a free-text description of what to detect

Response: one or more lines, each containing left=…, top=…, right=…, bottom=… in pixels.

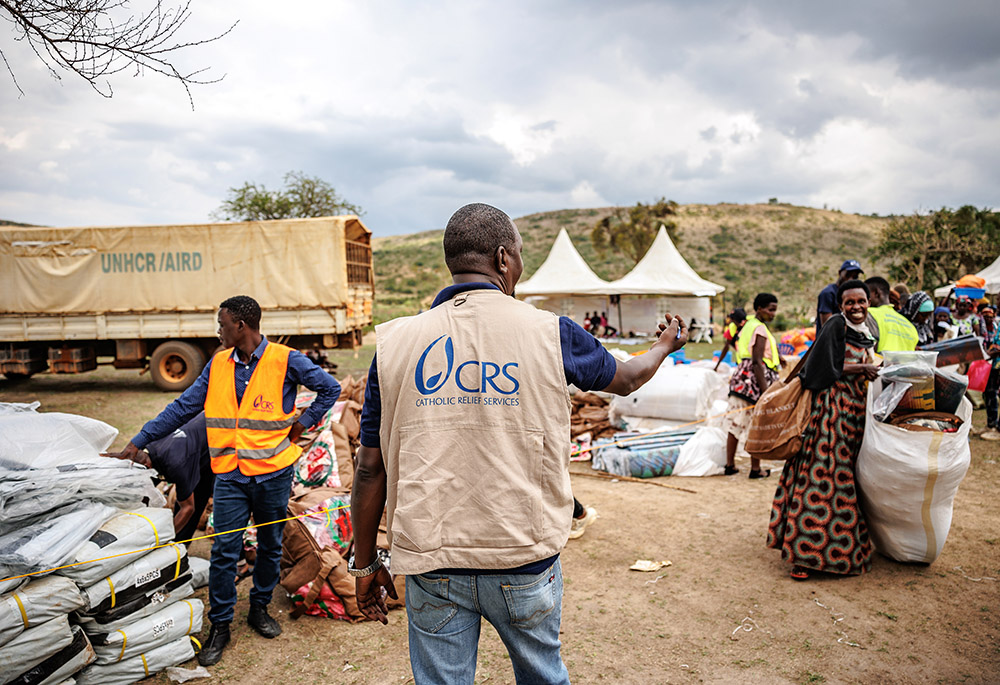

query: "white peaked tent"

left=518, top=228, right=611, bottom=295
left=518, top=228, right=613, bottom=324
left=605, top=225, right=725, bottom=334
left=933, top=255, right=1000, bottom=297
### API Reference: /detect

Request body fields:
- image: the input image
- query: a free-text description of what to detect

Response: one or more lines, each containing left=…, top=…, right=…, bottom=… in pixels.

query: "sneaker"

left=981, top=428, right=1000, bottom=441
left=197, top=622, right=230, bottom=666
left=247, top=603, right=282, bottom=638
left=568, top=506, right=598, bottom=540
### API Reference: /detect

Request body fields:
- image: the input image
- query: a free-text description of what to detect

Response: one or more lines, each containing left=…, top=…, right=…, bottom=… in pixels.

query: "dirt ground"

left=2, top=367, right=998, bottom=684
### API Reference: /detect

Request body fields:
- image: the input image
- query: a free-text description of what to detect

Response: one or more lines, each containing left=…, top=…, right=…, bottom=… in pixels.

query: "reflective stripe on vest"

left=735, top=315, right=780, bottom=370
left=203, top=342, right=302, bottom=476
left=869, top=305, right=919, bottom=353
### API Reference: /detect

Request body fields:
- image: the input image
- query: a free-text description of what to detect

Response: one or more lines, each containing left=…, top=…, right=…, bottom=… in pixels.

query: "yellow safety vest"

left=204, top=343, right=302, bottom=476
left=868, top=305, right=918, bottom=353
left=735, top=315, right=780, bottom=370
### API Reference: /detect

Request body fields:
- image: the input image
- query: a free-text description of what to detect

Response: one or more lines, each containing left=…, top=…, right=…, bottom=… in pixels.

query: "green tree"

left=590, top=198, right=680, bottom=264
left=212, top=171, right=362, bottom=221
left=870, top=205, right=1000, bottom=289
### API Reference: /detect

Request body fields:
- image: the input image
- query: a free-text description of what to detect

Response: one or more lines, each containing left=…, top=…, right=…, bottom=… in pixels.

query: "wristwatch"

left=347, top=555, right=383, bottom=577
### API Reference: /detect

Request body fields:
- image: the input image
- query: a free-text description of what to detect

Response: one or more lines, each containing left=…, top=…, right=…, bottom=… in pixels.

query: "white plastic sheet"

left=92, top=599, right=203, bottom=665
left=610, top=365, right=724, bottom=422
left=0, top=576, right=84, bottom=647
left=857, top=379, right=972, bottom=563
left=672, top=427, right=727, bottom=477
left=75, top=635, right=195, bottom=685
left=0, top=412, right=117, bottom=471
left=8, top=625, right=95, bottom=685
left=0, top=502, right=116, bottom=575
left=187, top=558, right=209, bottom=590
left=58, top=508, right=175, bottom=587
left=79, top=546, right=188, bottom=613
left=0, top=615, right=73, bottom=685
left=76, top=581, right=194, bottom=635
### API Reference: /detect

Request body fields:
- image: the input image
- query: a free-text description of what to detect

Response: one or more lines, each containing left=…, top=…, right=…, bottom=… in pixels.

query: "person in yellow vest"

left=864, top=277, right=918, bottom=353
left=108, top=296, right=340, bottom=667
left=713, top=308, right=746, bottom=371
left=722, top=293, right=781, bottom=479
left=349, top=203, right=688, bottom=684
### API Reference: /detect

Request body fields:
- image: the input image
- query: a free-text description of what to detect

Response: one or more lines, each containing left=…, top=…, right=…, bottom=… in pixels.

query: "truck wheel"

left=150, top=341, right=207, bottom=392
left=2, top=372, right=31, bottom=382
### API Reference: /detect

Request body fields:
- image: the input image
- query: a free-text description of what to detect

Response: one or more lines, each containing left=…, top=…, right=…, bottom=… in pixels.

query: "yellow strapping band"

left=106, top=577, right=116, bottom=609
left=141, top=653, right=149, bottom=676
left=189, top=635, right=202, bottom=653
left=116, top=630, right=127, bottom=663
left=12, top=594, right=28, bottom=629
left=126, top=512, right=159, bottom=546
left=170, top=543, right=182, bottom=581
left=185, top=600, right=194, bottom=634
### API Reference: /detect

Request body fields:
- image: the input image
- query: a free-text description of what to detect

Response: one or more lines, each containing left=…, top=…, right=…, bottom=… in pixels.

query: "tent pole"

left=616, top=296, right=623, bottom=338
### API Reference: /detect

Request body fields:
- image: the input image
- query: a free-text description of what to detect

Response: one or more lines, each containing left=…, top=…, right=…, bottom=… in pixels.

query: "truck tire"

left=150, top=341, right=207, bottom=392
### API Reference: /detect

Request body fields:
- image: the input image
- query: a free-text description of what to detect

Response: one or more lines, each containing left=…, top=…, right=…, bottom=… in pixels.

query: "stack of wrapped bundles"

left=0, top=403, right=201, bottom=685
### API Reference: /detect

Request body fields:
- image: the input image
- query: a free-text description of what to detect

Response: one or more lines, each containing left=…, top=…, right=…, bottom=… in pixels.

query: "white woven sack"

left=188, top=557, right=210, bottom=590
left=58, top=508, right=175, bottom=587
left=11, top=625, right=95, bottom=685
left=92, top=599, right=203, bottom=665
left=610, top=365, right=724, bottom=422
left=76, top=581, right=193, bottom=635
left=75, top=635, right=194, bottom=685
left=857, top=379, right=972, bottom=563
left=79, top=545, right=188, bottom=613
left=0, top=576, right=84, bottom=647
left=0, top=615, right=73, bottom=684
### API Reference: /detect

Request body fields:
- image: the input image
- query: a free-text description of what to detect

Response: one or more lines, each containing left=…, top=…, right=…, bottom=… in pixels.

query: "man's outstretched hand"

left=652, top=314, right=688, bottom=355
left=101, top=442, right=140, bottom=462
left=356, top=565, right=398, bottom=625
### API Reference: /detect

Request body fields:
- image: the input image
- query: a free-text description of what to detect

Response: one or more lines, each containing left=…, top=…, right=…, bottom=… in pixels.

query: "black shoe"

left=197, top=622, right=230, bottom=666
left=248, top=603, right=282, bottom=638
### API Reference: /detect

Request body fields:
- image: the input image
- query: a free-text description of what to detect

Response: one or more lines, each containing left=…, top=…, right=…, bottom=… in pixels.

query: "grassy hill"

left=373, top=203, right=892, bottom=328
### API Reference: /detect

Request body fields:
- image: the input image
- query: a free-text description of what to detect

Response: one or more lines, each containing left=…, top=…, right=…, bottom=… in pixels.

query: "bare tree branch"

left=0, top=0, right=236, bottom=107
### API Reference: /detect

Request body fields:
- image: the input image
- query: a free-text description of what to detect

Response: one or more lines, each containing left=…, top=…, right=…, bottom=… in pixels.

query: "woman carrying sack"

left=722, top=293, right=781, bottom=479
left=767, top=279, right=880, bottom=581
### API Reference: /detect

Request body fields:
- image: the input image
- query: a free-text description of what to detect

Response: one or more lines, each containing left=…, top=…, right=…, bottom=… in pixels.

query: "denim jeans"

left=207, top=469, right=292, bottom=624
left=405, top=558, right=570, bottom=685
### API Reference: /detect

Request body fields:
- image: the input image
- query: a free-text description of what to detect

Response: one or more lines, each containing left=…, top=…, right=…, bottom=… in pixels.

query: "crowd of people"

left=713, top=258, right=997, bottom=583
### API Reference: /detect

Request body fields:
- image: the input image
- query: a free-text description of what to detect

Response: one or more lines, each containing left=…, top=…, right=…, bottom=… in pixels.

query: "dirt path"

left=2, top=371, right=998, bottom=684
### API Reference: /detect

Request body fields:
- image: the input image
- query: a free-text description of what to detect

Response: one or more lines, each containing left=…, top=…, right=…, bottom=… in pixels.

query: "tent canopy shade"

left=933, top=255, right=1000, bottom=297
left=516, top=228, right=612, bottom=296
left=605, top=225, right=725, bottom=297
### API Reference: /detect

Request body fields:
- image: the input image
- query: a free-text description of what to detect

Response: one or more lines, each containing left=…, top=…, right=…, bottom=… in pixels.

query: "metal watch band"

left=347, top=556, right=383, bottom=577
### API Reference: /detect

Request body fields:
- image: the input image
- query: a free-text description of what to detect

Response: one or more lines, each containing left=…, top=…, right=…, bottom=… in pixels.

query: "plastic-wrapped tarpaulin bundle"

left=75, top=579, right=193, bottom=635
left=57, top=508, right=175, bottom=587
left=5, top=625, right=95, bottom=685
left=75, top=634, right=195, bottom=685
left=857, top=379, right=972, bottom=563
left=0, top=411, right=117, bottom=472
left=91, top=599, right=203, bottom=666
left=0, top=615, right=73, bottom=685
left=610, top=365, right=724, bottom=422
left=0, top=502, right=116, bottom=576
left=79, top=545, right=189, bottom=614
left=187, top=558, right=209, bottom=590
left=0, top=464, right=165, bottom=531
left=0, top=574, right=26, bottom=600
left=0, top=576, right=84, bottom=648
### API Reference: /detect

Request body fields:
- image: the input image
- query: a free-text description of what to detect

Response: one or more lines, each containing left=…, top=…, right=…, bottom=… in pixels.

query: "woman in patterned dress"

left=767, top=279, right=880, bottom=580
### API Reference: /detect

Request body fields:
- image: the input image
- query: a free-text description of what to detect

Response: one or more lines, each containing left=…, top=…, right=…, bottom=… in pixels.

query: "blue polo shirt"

left=132, top=338, right=341, bottom=482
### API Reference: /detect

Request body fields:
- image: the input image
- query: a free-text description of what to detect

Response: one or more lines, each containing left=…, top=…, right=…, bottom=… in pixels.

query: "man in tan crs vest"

left=350, top=203, right=688, bottom=684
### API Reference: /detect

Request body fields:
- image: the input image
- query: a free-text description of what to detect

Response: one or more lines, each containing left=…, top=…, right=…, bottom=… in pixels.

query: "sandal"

left=749, top=469, right=771, bottom=479
left=724, top=465, right=739, bottom=476
left=790, top=566, right=809, bottom=581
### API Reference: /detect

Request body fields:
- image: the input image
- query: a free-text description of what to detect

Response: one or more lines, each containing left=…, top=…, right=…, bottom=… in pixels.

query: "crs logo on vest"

left=252, top=394, right=275, bottom=412
left=414, top=335, right=519, bottom=396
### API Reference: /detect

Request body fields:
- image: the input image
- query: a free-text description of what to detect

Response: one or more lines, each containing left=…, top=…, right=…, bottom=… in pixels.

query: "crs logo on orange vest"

left=415, top=335, right=519, bottom=396
left=252, top=394, right=275, bottom=412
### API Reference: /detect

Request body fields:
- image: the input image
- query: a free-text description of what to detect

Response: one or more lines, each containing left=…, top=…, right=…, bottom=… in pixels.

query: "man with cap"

left=816, top=260, right=863, bottom=332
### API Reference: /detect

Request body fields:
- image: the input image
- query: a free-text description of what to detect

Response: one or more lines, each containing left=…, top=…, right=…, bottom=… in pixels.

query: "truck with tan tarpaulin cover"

left=0, top=216, right=374, bottom=390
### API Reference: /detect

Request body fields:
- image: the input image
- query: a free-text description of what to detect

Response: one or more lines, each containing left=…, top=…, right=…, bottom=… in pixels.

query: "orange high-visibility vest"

left=204, top=342, right=302, bottom=476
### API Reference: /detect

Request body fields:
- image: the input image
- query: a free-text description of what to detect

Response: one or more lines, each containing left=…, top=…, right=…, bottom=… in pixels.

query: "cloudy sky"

left=1, top=0, right=998, bottom=235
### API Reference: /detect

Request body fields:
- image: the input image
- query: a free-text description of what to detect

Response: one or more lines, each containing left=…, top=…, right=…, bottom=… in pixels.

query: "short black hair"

left=443, top=203, right=518, bottom=274
left=864, top=276, right=891, bottom=299
left=730, top=307, right=747, bottom=323
left=838, top=279, right=870, bottom=304
left=753, top=293, right=777, bottom=310
left=219, top=295, right=261, bottom=330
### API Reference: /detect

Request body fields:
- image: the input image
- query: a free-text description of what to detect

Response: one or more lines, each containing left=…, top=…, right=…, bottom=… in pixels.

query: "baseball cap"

left=839, top=259, right=863, bottom=274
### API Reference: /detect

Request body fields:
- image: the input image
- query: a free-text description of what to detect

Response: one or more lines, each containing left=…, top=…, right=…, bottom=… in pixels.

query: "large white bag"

left=856, top=379, right=972, bottom=563
left=79, top=546, right=189, bottom=613
left=75, top=580, right=194, bottom=635
left=7, top=625, right=95, bottom=685
left=672, top=427, right=727, bottom=477
left=91, top=599, right=203, bottom=665
left=58, top=508, right=175, bottom=587
left=610, top=365, right=724, bottom=422
left=0, top=616, right=73, bottom=685
left=0, top=412, right=118, bottom=471
left=75, top=635, right=195, bottom=685
left=0, top=502, right=116, bottom=576
left=0, top=576, right=84, bottom=647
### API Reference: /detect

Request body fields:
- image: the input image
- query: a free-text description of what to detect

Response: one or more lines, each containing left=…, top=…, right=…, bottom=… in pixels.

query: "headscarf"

left=934, top=306, right=951, bottom=318
left=799, top=313, right=878, bottom=392
left=902, top=291, right=935, bottom=346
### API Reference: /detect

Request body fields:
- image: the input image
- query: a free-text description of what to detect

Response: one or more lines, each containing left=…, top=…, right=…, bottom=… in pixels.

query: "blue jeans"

left=207, top=469, right=292, bottom=624
left=405, top=558, right=570, bottom=685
